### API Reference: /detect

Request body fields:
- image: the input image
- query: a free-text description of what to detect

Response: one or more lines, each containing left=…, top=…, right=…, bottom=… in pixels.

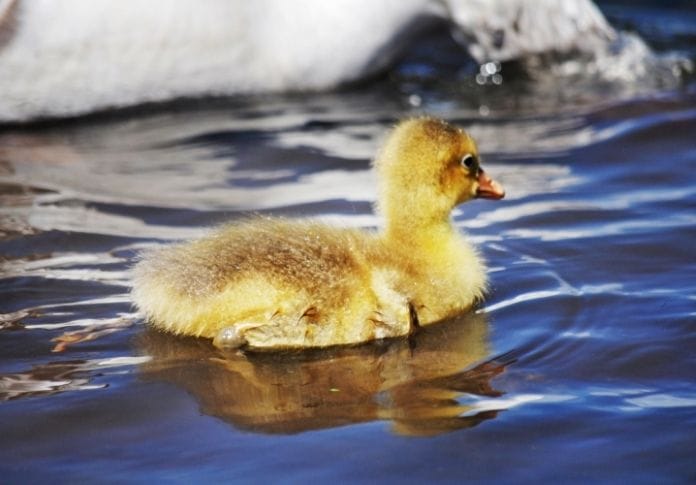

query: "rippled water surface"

left=2, top=4, right=695, bottom=483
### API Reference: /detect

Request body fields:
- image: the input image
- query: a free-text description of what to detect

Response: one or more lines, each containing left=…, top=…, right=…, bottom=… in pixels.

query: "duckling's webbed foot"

left=367, top=300, right=416, bottom=341
left=213, top=322, right=263, bottom=350
left=408, top=301, right=420, bottom=336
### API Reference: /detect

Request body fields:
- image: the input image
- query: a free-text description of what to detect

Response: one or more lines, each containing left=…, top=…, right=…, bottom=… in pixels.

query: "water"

left=1, top=3, right=695, bottom=483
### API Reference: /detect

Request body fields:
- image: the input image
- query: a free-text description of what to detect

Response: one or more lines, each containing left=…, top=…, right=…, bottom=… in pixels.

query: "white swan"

left=0, top=0, right=614, bottom=121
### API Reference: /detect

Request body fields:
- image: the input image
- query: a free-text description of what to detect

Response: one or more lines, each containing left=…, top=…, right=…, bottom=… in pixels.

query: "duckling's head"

left=375, top=117, right=504, bottom=228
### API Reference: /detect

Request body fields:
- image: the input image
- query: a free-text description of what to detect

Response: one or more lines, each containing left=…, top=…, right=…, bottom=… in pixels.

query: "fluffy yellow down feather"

left=132, top=117, right=504, bottom=349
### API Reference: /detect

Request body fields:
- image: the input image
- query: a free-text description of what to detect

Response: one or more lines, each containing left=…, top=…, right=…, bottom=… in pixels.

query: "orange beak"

left=476, top=170, right=505, bottom=200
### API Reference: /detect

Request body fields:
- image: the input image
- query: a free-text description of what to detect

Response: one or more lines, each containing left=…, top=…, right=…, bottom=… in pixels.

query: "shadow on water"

left=136, top=312, right=515, bottom=437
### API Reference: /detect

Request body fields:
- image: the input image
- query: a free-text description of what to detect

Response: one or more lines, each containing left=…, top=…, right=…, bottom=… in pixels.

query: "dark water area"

left=1, top=3, right=695, bottom=483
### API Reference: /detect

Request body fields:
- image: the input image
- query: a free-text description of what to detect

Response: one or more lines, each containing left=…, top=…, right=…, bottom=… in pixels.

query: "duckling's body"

left=132, top=118, right=504, bottom=349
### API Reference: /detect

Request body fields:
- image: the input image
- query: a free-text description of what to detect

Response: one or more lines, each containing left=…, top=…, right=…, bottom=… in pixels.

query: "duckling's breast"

left=375, top=230, right=488, bottom=325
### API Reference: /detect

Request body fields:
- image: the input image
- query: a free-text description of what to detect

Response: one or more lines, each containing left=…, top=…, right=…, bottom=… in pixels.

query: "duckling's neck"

left=377, top=183, right=464, bottom=257
left=382, top=209, right=460, bottom=255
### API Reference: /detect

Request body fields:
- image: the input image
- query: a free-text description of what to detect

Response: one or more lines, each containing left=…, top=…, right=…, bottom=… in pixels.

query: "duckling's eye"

left=461, top=154, right=478, bottom=171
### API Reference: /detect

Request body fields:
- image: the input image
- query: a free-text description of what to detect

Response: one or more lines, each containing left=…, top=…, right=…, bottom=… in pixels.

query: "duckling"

left=132, top=117, right=504, bottom=350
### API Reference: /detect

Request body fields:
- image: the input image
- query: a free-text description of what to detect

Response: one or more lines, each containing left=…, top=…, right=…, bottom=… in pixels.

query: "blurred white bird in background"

left=0, top=0, right=668, bottom=122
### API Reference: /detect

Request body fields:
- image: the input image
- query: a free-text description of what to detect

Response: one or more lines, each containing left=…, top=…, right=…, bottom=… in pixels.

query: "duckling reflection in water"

left=137, top=312, right=514, bottom=436
left=132, top=118, right=505, bottom=349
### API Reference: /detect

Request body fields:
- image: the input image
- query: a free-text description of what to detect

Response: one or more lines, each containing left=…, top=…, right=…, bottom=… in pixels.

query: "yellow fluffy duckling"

left=132, top=117, right=504, bottom=350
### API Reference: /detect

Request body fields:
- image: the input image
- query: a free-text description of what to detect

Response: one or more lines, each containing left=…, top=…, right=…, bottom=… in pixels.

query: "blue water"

left=1, top=3, right=695, bottom=483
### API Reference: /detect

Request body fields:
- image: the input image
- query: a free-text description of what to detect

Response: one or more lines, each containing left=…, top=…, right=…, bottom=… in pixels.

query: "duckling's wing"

left=134, top=218, right=374, bottom=301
